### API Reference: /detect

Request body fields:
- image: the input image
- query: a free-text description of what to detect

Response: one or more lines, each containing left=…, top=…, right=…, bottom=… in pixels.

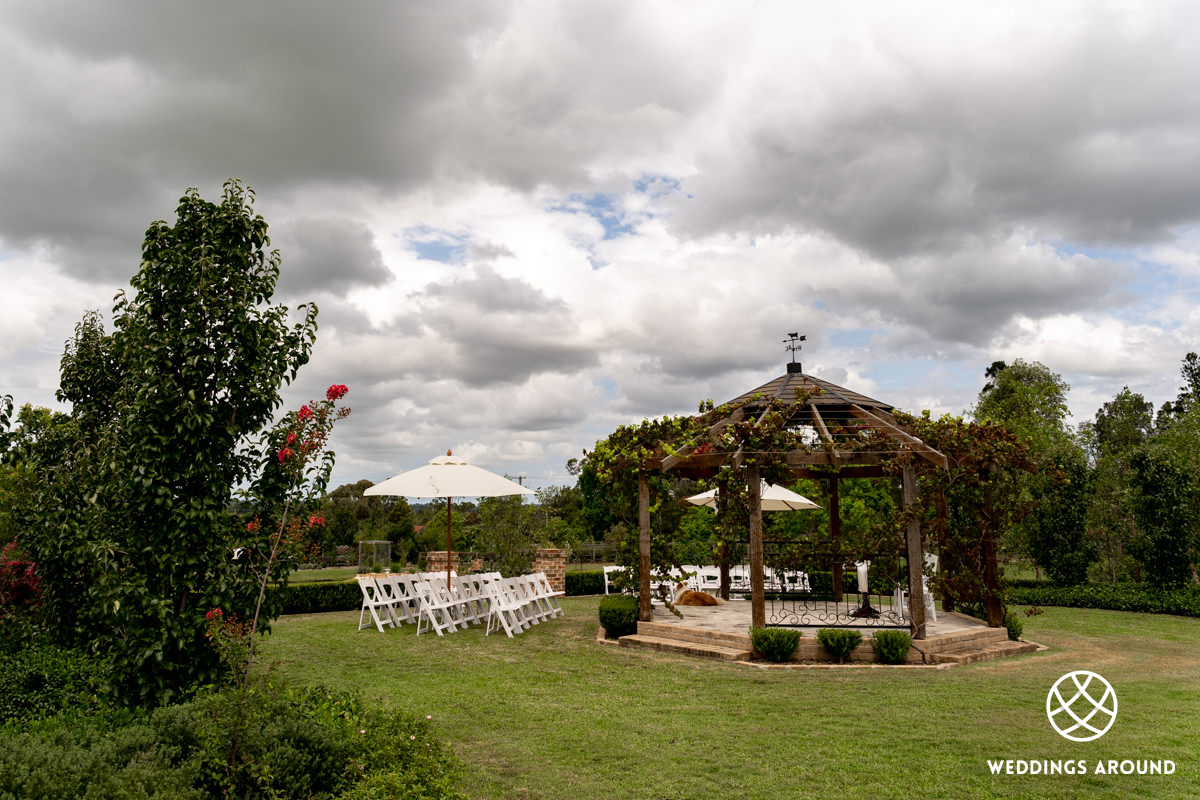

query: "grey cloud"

left=676, top=11, right=1200, bottom=259
left=0, top=1, right=510, bottom=280
left=422, top=267, right=598, bottom=383
left=274, top=217, right=391, bottom=299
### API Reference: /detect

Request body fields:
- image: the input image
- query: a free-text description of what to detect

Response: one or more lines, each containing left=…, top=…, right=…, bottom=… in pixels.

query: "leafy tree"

left=1094, top=387, right=1155, bottom=457
left=970, top=359, right=1091, bottom=579
left=468, top=495, right=533, bottom=576
left=22, top=181, right=318, bottom=705
left=1129, top=448, right=1196, bottom=587
left=1025, top=454, right=1094, bottom=584
left=1085, top=387, right=1155, bottom=582
left=971, top=358, right=1071, bottom=452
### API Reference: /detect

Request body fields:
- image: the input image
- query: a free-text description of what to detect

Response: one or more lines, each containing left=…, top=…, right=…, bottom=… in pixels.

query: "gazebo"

left=636, top=358, right=949, bottom=639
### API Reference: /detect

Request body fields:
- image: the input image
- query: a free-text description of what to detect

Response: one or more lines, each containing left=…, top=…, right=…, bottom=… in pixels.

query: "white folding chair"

left=695, top=566, right=722, bottom=595
left=603, top=565, right=628, bottom=595
left=532, top=572, right=565, bottom=617
left=414, top=577, right=465, bottom=636
left=484, top=578, right=531, bottom=637
left=514, top=575, right=553, bottom=622
left=452, top=574, right=489, bottom=626
left=356, top=575, right=397, bottom=632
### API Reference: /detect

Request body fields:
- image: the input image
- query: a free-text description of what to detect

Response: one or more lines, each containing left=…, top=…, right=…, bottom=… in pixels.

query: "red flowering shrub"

left=326, top=384, right=348, bottom=401
left=0, top=542, right=40, bottom=618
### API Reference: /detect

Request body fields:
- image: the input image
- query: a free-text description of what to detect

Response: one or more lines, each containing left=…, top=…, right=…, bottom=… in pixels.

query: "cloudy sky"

left=2, top=0, right=1199, bottom=490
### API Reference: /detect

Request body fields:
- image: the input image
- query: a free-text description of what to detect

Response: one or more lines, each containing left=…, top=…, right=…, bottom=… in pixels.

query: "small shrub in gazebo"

left=357, top=540, right=391, bottom=573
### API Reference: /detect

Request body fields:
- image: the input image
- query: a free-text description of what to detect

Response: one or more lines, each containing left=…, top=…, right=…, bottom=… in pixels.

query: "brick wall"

left=425, top=550, right=460, bottom=574
left=534, top=548, right=567, bottom=592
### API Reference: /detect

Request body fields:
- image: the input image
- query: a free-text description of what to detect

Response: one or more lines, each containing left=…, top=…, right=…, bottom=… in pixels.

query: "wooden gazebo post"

left=637, top=470, right=653, bottom=622
left=902, top=465, right=928, bottom=639
left=829, top=476, right=843, bottom=602
left=748, top=466, right=766, bottom=629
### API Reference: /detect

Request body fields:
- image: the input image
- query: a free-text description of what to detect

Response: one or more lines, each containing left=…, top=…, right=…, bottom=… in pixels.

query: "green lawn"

left=259, top=598, right=1200, bottom=800
left=287, top=566, right=360, bottom=583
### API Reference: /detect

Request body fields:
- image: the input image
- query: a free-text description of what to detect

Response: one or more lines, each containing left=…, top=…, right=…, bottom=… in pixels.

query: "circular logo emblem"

left=1046, top=671, right=1118, bottom=742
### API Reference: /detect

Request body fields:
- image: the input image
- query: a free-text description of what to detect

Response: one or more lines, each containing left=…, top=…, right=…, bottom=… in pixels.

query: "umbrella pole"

left=446, top=496, right=453, bottom=586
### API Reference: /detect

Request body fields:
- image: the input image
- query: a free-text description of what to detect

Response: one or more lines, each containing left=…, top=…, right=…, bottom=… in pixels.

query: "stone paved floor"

left=650, top=596, right=984, bottom=637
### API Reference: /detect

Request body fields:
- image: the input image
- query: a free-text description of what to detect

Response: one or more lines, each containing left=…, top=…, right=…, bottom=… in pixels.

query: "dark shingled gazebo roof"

left=659, top=362, right=946, bottom=478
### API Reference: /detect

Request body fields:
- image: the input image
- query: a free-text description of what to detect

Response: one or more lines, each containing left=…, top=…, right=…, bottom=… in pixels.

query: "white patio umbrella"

left=365, top=450, right=534, bottom=584
left=685, top=481, right=821, bottom=512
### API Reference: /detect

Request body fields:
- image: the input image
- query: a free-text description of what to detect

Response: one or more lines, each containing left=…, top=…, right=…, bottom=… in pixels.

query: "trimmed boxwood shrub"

left=566, top=570, right=604, bottom=596
left=749, top=627, right=801, bottom=663
left=871, top=630, right=912, bottom=664
left=1003, top=611, right=1024, bottom=641
left=598, top=595, right=639, bottom=638
left=817, top=628, right=863, bottom=663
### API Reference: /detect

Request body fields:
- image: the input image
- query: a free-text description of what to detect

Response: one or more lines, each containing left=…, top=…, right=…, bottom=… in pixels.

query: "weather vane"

left=783, top=332, right=806, bottom=363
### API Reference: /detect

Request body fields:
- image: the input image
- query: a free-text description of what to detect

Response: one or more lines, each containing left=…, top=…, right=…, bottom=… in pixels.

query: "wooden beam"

left=660, top=407, right=745, bottom=472
left=809, top=405, right=850, bottom=465
left=848, top=405, right=949, bottom=470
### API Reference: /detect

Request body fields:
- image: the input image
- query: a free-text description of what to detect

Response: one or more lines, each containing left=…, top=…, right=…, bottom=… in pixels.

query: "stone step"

left=931, top=639, right=1039, bottom=665
left=919, top=626, right=1009, bottom=654
left=619, top=633, right=753, bottom=661
left=636, top=621, right=752, bottom=650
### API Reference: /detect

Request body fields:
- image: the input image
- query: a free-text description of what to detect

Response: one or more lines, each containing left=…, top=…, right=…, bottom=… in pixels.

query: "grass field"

left=259, top=597, right=1200, bottom=799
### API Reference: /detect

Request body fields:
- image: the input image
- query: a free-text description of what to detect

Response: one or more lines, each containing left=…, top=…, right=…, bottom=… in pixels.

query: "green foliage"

left=816, top=628, right=863, bottom=663
left=565, top=570, right=604, bottom=596
left=1006, top=581, right=1200, bottom=617
left=1026, top=453, right=1096, bottom=585
left=0, top=686, right=466, bottom=800
left=597, top=594, right=639, bottom=637
left=891, top=411, right=1033, bottom=623
left=1129, top=448, right=1195, bottom=588
left=971, top=359, right=1070, bottom=452
left=871, top=630, right=912, bottom=664
left=749, top=626, right=801, bottom=663
left=0, top=642, right=109, bottom=723
left=20, top=181, right=319, bottom=707
left=1003, top=611, right=1024, bottom=641
left=468, top=495, right=535, bottom=576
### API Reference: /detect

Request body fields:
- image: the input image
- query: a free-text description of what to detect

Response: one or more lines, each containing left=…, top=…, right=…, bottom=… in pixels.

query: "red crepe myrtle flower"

left=308, top=514, right=325, bottom=527
left=277, top=447, right=294, bottom=463
left=326, top=384, right=349, bottom=401
left=298, top=405, right=313, bottom=422
left=286, top=432, right=297, bottom=445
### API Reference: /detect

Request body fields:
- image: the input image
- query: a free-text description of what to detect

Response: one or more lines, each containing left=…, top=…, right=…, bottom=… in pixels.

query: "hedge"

left=565, top=570, right=605, bottom=596
left=1007, top=582, right=1200, bottom=617
left=278, top=580, right=362, bottom=614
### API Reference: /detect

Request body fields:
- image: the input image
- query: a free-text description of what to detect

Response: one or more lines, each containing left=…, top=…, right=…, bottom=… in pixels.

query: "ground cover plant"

left=0, top=685, right=465, bottom=800
left=260, top=597, right=1200, bottom=800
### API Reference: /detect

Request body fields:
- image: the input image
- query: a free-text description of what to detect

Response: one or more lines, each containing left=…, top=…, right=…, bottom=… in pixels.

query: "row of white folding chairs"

left=356, top=571, right=563, bottom=637
left=483, top=572, right=565, bottom=638
left=607, top=565, right=813, bottom=597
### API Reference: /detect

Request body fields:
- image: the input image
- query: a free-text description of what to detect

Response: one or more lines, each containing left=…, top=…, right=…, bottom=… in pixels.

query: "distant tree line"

left=973, top=354, right=1200, bottom=587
